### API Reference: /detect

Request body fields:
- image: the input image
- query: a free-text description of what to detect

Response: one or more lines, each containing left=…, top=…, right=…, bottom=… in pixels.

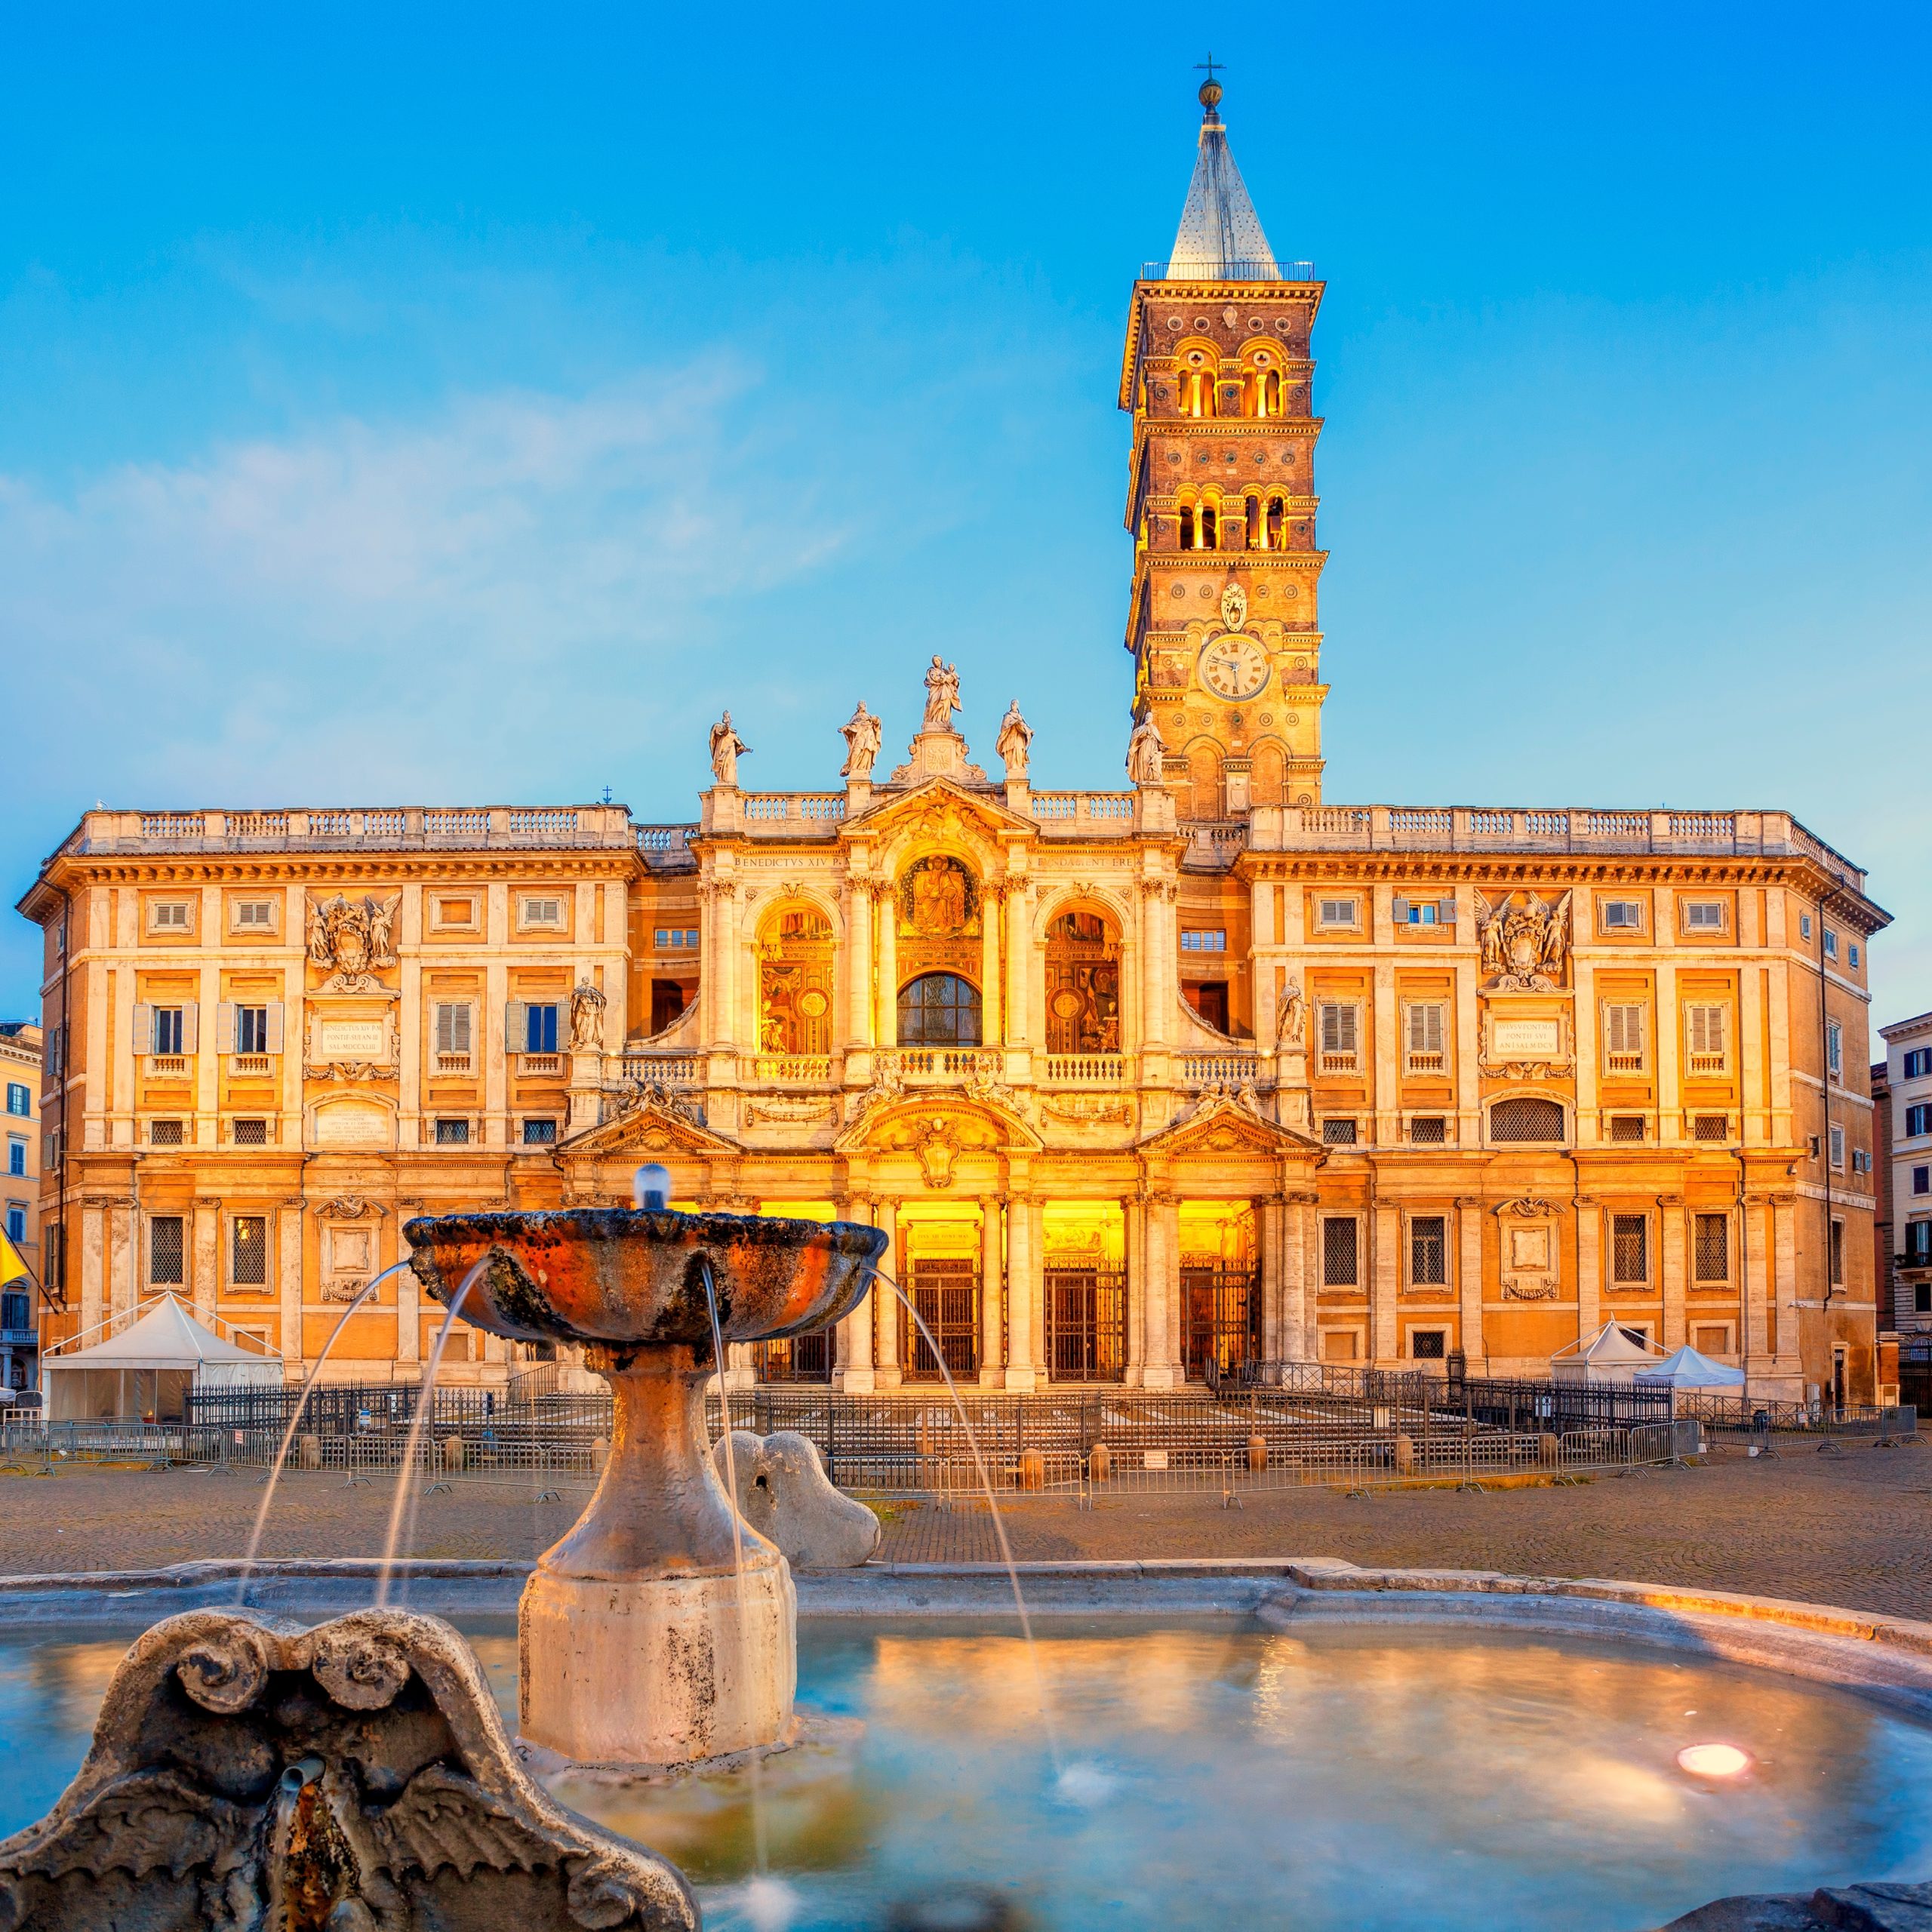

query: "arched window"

left=1243, top=494, right=1260, bottom=550
left=1179, top=503, right=1195, bottom=550
left=1251, top=743, right=1285, bottom=807
left=1489, top=1096, right=1566, bottom=1144
left=1266, top=497, right=1285, bottom=549
left=1200, top=502, right=1218, bottom=550
left=1188, top=746, right=1224, bottom=820
left=1045, top=910, right=1121, bottom=1054
left=898, top=973, right=982, bottom=1047
left=1263, top=370, right=1281, bottom=416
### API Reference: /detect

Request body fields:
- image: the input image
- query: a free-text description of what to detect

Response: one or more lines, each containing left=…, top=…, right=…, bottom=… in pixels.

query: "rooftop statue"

left=708, top=710, right=749, bottom=786
left=995, top=700, right=1033, bottom=781
left=1126, top=714, right=1166, bottom=787
left=839, top=700, right=882, bottom=781
left=921, top=655, right=962, bottom=733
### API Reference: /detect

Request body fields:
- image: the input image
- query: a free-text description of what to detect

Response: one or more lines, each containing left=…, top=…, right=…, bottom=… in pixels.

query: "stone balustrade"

left=63, top=804, right=640, bottom=855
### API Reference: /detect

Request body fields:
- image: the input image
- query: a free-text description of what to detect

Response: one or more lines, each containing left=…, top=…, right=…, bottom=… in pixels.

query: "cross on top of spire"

left=1194, top=54, right=1225, bottom=115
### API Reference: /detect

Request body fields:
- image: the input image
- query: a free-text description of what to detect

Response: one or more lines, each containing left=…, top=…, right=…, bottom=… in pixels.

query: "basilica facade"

left=18, top=82, right=1888, bottom=1402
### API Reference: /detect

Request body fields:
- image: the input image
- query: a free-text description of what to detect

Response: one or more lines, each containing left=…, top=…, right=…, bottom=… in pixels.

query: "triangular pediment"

left=560, top=1097, right=740, bottom=1161
left=1140, top=1091, right=1323, bottom=1158
left=844, top=775, right=1033, bottom=844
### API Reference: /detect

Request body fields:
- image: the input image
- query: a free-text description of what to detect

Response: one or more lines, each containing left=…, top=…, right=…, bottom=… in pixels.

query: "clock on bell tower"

left=1119, top=73, right=1329, bottom=817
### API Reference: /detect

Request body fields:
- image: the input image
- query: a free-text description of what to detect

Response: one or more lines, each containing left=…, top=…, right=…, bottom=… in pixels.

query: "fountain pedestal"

left=402, top=1204, right=886, bottom=1774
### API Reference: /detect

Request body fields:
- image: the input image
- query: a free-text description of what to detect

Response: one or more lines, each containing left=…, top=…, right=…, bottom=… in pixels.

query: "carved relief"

left=1042, top=1094, right=1134, bottom=1127
left=1475, top=889, right=1572, bottom=991
left=306, top=893, right=399, bottom=993
left=570, top=981, right=607, bottom=1053
left=744, top=1097, right=836, bottom=1127
left=304, top=1009, right=400, bottom=1082
left=1495, top=1198, right=1561, bottom=1303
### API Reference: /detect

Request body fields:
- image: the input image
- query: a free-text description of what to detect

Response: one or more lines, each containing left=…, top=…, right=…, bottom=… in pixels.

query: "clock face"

left=1199, top=635, right=1269, bottom=700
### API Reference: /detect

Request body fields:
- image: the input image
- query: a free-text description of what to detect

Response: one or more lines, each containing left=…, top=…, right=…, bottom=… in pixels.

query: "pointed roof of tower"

left=1166, top=74, right=1278, bottom=280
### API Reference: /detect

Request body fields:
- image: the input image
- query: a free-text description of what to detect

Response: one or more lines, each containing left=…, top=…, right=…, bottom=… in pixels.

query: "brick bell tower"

left=1120, top=71, right=1328, bottom=815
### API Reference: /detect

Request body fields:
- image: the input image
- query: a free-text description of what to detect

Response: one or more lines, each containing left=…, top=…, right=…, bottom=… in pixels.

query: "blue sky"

left=3, top=2, right=1928, bottom=1024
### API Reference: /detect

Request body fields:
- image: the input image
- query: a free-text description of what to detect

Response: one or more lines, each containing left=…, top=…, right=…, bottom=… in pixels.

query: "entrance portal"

left=903, top=1256, right=980, bottom=1381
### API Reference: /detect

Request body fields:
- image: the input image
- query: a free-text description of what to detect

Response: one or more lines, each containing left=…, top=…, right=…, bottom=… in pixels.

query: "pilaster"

left=1005, top=1194, right=1039, bottom=1392
left=1660, top=1195, right=1686, bottom=1349
left=1457, top=1197, right=1486, bottom=1370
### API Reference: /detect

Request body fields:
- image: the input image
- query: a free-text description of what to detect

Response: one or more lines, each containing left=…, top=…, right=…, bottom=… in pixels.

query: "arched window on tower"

left=1179, top=503, right=1195, bottom=551
left=1251, top=742, right=1285, bottom=808
left=1200, top=501, right=1218, bottom=550
left=1263, top=370, right=1282, bottom=416
left=1243, top=495, right=1260, bottom=551
left=1188, top=746, right=1225, bottom=820
left=1266, top=497, right=1285, bottom=549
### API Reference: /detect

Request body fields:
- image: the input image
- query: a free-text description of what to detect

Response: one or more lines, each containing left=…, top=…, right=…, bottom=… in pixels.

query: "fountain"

left=399, top=1190, right=886, bottom=1772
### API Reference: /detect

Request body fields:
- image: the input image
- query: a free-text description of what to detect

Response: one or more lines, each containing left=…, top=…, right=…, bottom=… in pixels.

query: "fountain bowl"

left=402, top=1204, right=888, bottom=1776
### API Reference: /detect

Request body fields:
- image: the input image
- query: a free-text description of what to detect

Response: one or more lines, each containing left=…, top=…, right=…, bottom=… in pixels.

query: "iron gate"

left=1181, top=1265, right=1259, bottom=1382
left=1044, top=1266, right=1127, bottom=1383
left=902, top=1257, right=980, bottom=1382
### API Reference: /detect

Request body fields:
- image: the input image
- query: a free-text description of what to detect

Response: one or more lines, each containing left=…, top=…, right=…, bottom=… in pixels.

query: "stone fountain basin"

left=403, top=1207, right=887, bottom=1351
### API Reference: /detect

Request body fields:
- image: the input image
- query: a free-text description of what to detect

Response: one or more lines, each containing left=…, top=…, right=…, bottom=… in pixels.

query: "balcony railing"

left=748, top=1054, right=834, bottom=1084
left=620, top=1053, right=703, bottom=1086
left=1140, top=259, right=1318, bottom=283
left=1042, top=1054, right=1126, bottom=1084
left=880, top=1048, right=1003, bottom=1082
left=738, top=794, right=847, bottom=829
left=70, top=804, right=638, bottom=857
left=1180, top=1051, right=1263, bottom=1086
left=1030, top=793, right=1137, bottom=833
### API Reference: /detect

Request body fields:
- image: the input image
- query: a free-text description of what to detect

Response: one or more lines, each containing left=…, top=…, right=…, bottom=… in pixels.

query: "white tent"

left=1635, top=1344, right=1746, bottom=1394
left=1550, top=1321, right=1669, bottom=1386
left=42, top=1295, right=283, bottom=1421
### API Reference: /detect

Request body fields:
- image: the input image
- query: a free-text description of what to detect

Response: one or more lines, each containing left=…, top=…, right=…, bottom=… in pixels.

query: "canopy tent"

left=1549, top=1321, right=1669, bottom=1386
left=1635, top=1344, right=1747, bottom=1394
left=42, top=1295, right=283, bottom=1421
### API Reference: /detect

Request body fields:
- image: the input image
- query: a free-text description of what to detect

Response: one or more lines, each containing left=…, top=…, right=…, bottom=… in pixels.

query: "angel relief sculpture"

left=1475, top=888, right=1572, bottom=990
left=307, top=893, right=399, bottom=992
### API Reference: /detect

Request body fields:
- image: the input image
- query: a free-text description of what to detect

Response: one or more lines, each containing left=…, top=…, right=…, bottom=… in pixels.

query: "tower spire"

left=1167, top=67, right=1278, bottom=280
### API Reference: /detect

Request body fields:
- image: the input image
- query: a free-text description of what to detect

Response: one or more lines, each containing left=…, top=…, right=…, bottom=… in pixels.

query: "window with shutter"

left=520, top=896, right=565, bottom=929
left=234, top=900, right=275, bottom=931
left=1683, top=901, right=1725, bottom=931
left=1826, top=1022, right=1843, bottom=1078
left=526, top=1004, right=559, bottom=1054
left=149, top=901, right=191, bottom=931
left=1601, top=900, right=1643, bottom=931
left=1318, top=1001, right=1359, bottom=1071
left=435, top=1002, right=474, bottom=1070
left=1694, top=1214, right=1729, bottom=1282
left=1829, top=1124, right=1845, bottom=1169
left=1603, top=1003, right=1646, bottom=1072
left=1321, top=1217, right=1358, bottom=1286
left=1316, top=898, right=1359, bottom=930
left=1685, top=1003, right=1727, bottom=1073
left=1404, top=1001, right=1446, bottom=1073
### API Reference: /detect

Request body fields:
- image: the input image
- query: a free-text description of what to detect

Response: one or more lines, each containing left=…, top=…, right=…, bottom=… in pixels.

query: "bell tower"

left=1120, top=72, right=1328, bottom=816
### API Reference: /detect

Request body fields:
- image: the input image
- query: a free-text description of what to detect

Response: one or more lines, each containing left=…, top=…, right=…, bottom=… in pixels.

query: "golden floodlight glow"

left=1677, top=1743, right=1752, bottom=1779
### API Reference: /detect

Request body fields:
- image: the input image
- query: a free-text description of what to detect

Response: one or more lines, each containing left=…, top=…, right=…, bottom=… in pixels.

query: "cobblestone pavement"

left=1, top=1441, right=1927, bottom=1620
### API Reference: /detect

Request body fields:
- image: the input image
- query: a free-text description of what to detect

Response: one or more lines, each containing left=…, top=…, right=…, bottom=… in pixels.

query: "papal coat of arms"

left=1474, top=888, right=1571, bottom=991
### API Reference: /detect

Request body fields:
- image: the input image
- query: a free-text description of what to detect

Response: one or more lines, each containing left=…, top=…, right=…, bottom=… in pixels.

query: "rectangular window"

left=1906, top=1105, right=1932, bottom=1139
left=1824, top=929, right=1839, bottom=960
left=5, top=1204, right=23, bottom=1243
left=1404, top=1001, right=1447, bottom=1074
left=231, top=1216, right=267, bottom=1287
left=1906, top=1223, right=1932, bottom=1265
left=1316, top=897, right=1359, bottom=930
left=149, top=1119, right=185, bottom=1146
left=149, top=900, right=191, bottom=931
left=435, top=1118, right=470, bottom=1146
left=149, top=1215, right=185, bottom=1286
left=1798, top=912, right=1812, bottom=940
left=434, top=1002, right=474, bottom=1067
left=1682, top=900, right=1726, bottom=932
left=1409, top=1215, right=1448, bottom=1287
left=1903, top=1048, right=1932, bottom=1080
left=1694, top=1213, right=1729, bottom=1283
left=654, top=928, right=700, bottom=950
left=233, top=900, right=275, bottom=931
left=1693, top=1325, right=1731, bottom=1358
left=1826, top=1022, right=1843, bottom=1080
left=521, top=1118, right=558, bottom=1146
left=1829, top=1123, right=1845, bottom=1169
left=1180, top=928, right=1227, bottom=952
left=1914, top=1164, right=1930, bottom=1195
left=1321, top=1118, right=1358, bottom=1145
left=1603, top=1003, right=1646, bottom=1072
left=1611, top=1214, right=1648, bottom=1284
left=234, top=1006, right=269, bottom=1055
left=1411, top=1330, right=1447, bottom=1360
left=232, top=1118, right=269, bottom=1146
left=1391, top=897, right=1455, bottom=927
left=1849, top=944, right=1860, bottom=970
left=5, top=1084, right=27, bottom=1117
left=434, top=897, right=477, bottom=928
left=1600, top=900, right=1644, bottom=931
left=1829, top=1218, right=1844, bottom=1286
left=1684, top=1003, right=1727, bottom=1072
left=6, top=1139, right=23, bottom=1177
left=1318, top=1001, right=1360, bottom=1072
left=1608, top=1115, right=1645, bottom=1143
left=519, top=895, right=565, bottom=929
left=524, top=1003, right=559, bottom=1053
left=1321, top=1217, right=1359, bottom=1286
left=1409, top=1116, right=1447, bottom=1144
left=152, top=1006, right=185, bottom=1055
left=1693, top=1114, right=1730, bottom=1142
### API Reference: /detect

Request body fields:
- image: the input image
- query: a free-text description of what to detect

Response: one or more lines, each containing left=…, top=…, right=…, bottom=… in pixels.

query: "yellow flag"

left=0, top=1231, right=29, bottom=1287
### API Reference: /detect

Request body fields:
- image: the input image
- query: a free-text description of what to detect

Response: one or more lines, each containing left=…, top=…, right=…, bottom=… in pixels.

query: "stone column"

left=844, top=882, right=874, bottom=1055
left=980, top=894, right=1004, bottom=1048
left=1660, top=1195, right=1686, bottom=1348
left=1371, top=950, right=1399, bottom=1146
left=1740, top=1195, right=1768, bottom=1379
left=874, top=1198, right=901, bottom=1387
left=978, top=1201, right=1004, bottom=1386
left=1372, top=1201, right=1401, bottom=1364
left=1257, top=1196, right=1283, bottom=1358
left=1457, top=1198, right=1486, bottom=1371
left=1004, top=877, right=1034, bottom=1059
left=397, top=1201, right=422, bottom=1367
left=1143, top=1192, right=1180, bottom=1388
left=192, top=1198, right=220, bottom=1321
left=1771, top=1195, right=1798, bottom=1389
left=109, top=1199, right=135, bottom=1321
left=80, top=1201, right=105, bottom=1334
left=834, top=1192, right=876, bottom=1392
left=1123, top=1194, right=1146, bottom=1382
left=1005, top=1193, right=1040, bottom=1391
left=278, top=1201, right=304, bottom=1374
left=1656, top=962, right=1680, bottom=1142
left=1574, top=1198, right=1601, bottom=1343
left=1281, top=1193, right=1312, bottom=1361
left=876, top=891, right=899, bottom=1051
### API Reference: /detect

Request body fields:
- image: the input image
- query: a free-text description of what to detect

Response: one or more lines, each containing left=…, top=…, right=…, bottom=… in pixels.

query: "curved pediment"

left=834, top=1088, right=1043, bottom=1157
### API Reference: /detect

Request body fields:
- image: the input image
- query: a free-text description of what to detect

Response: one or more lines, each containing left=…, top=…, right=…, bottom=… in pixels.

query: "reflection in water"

left=2, top=1616, right=1930, bottom=1932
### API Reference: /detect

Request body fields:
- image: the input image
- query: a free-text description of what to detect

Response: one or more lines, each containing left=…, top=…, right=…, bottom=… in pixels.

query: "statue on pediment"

left=995, top=701, right=1032, bottom=781
left=921, top=656, right=962, bottom=733
left=709, top=711, right=749, bottom=786
left=839, top=701, right=882, bottom=781
left=570, top=980, right=607, bottom=1051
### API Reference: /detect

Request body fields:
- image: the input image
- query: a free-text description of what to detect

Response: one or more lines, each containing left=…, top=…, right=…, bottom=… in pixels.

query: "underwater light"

left=1677, top=1743, right=1752, bottom=1779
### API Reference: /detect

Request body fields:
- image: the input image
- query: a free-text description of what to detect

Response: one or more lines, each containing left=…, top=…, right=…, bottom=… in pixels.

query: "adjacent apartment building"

left=0, top=1021, right=42, bottom=1389
left=13, top=81, right=1890, bottom=1404
left=1878, top=1011, right=1932, bottom=1334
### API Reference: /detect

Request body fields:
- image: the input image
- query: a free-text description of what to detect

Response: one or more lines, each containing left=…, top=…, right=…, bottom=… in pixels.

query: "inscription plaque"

left=1492, top=1017, right=1561, bottom=1059
left=319, top=1019, right=387, bottom=1058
